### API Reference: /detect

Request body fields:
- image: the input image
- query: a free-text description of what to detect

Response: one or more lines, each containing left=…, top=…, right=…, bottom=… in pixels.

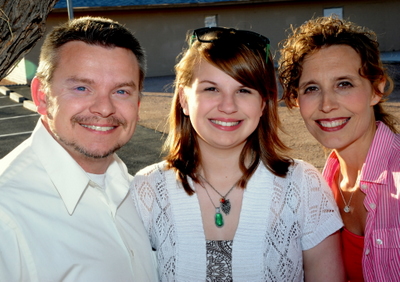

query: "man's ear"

left=31, top=77, right=48, bottom=115
left=179, top=87, right=189, bottom=115
left=137, top=101, right=141, bottom=121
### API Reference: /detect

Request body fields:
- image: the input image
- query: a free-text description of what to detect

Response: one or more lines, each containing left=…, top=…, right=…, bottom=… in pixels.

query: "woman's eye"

left=338, top=81, right=353, bottom=88
left=304, top=86, right=318, bottom=94
left=204, top=87, right=217, bottom=92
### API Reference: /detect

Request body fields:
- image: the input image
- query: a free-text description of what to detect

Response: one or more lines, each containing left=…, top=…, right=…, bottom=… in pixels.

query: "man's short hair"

left=36, top=16, right=146, bottom=92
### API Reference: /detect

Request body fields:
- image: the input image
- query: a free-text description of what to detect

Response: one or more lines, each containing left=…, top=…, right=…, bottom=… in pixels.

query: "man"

left=0, top=17, right=157, bottom=281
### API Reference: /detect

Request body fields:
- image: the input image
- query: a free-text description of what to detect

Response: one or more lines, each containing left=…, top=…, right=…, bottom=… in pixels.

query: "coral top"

left=341, top=227, right=364, bottom=281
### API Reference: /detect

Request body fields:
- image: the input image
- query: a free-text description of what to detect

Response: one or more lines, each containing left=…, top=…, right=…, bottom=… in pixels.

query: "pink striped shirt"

left=323, top=122, right=400, bottom=281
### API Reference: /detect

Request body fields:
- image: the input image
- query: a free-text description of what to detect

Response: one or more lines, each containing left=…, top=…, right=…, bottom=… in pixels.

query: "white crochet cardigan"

left=131, top=160, right=343, bottom=281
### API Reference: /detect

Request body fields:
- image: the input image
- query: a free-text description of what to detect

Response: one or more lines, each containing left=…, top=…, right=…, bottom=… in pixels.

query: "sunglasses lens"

left=191, top=27, right=270, bottom=63
left=194, top=27, right=225, bottom=42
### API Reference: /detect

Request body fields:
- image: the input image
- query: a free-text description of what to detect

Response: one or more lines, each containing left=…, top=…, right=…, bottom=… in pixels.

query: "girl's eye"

left=204, top=87, right=217, bottom=92
left=238, top=88, right=252, bottom=94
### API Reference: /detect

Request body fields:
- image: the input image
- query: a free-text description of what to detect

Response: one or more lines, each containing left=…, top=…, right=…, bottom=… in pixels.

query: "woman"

left=131, top=26, right=344, bottom=281
left=279, top=16, right=400, bottom=281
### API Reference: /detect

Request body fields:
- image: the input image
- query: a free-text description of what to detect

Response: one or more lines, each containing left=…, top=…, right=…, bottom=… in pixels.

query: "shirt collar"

left=361, top=122, right=394, bottom=184
left=103, top=155, right=132, bottom=215
left=323, top=122, right=394, bottom=186
left=30, top=121, right=131, bottom=215
left=322, top=150, right=340, bottom=188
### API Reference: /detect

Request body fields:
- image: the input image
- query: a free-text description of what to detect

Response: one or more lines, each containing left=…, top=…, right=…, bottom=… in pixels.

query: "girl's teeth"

left=211, top=120, right=240, bottom=126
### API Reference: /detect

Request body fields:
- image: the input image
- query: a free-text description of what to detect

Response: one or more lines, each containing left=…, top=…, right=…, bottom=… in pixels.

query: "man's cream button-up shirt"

left=0, top=121, right=157, bottom=281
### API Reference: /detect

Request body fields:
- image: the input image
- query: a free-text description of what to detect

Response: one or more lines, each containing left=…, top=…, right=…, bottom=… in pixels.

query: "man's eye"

left=76, top=86, right=87, bottom=91
left=116, top=90, right=128, bottom=95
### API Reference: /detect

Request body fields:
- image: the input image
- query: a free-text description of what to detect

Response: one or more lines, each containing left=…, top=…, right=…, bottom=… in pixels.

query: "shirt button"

left=376, top=239, right=383, bottom=245
left=361, top=184, right=367, bottom=190
left=369, top=203, right=376, bottom=209
left=365, top=248, right=370, bottom=255
left=130, top=250, right=135, bottom=257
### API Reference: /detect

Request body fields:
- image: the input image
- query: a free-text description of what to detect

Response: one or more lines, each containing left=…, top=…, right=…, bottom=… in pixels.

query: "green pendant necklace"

left=198, top=174, right=237, bottom=228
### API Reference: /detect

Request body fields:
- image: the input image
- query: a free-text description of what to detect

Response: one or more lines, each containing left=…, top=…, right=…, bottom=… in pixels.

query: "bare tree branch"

left=0, top=0, right=58, bottom=80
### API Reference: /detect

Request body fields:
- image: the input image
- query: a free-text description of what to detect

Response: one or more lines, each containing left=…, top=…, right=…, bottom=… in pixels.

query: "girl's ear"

left=261, top=100, right=266, bottom=113
left=31, top=77, right=48, bottom=115
left=179, top=87, right=189, bottom=115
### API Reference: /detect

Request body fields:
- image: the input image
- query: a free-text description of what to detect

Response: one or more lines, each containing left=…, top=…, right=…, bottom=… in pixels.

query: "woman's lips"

left=316, top=118, right=350, bottom=132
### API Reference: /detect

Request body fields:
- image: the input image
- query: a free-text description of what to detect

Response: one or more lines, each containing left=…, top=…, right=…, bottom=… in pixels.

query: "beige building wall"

left=4, top=58, right=28, bottom=85
left=23, top=0, right=400, bottom=79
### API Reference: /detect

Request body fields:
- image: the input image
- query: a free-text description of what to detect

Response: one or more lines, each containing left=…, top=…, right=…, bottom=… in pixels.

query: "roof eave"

left=51, top=0, right=285, bottom=13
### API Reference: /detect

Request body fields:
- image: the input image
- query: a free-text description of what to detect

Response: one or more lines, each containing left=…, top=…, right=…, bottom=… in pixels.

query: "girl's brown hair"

left=164, top=29, right=293, bottom=195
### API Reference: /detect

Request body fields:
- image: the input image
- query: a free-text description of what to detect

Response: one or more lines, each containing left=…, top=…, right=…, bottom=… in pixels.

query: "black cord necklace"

left=198, top=174, right=237, bottom=227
